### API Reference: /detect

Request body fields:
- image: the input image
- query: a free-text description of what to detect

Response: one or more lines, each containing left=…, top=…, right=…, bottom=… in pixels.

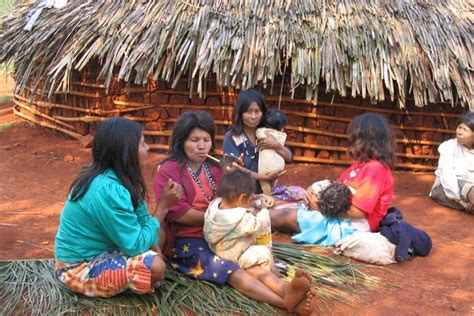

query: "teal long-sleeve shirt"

left=55, top=169, right=159, bottom=263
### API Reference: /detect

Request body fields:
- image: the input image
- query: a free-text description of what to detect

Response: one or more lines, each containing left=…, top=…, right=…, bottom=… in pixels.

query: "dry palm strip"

left=0, top=243, right=381, bottom=315
left=1, top=0, right=472, bottom=109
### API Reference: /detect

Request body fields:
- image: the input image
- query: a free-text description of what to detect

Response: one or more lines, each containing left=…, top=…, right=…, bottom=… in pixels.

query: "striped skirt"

left=55, top=250, right=158, bottom=298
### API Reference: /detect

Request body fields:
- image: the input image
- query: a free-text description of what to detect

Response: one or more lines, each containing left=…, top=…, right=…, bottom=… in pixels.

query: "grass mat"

left=0, top=243, right=380, bottom=315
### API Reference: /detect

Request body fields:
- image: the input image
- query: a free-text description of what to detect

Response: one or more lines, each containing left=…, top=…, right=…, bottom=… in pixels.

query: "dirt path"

left=0, top=106, right=473, bottom=315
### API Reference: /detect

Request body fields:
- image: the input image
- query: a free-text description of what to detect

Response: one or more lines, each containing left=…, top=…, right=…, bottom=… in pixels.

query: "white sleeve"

left=437, top=140, right=461, bottom=200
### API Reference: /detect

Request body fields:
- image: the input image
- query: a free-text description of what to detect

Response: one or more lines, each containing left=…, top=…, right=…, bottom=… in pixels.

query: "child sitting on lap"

left=204, top=170, right=273, bottom=270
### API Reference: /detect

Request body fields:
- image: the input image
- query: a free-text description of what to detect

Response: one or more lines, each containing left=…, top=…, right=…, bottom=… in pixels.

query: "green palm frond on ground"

left=0, top=243, right=382, bottom=315
left=0, top=0, right=15, bottom=15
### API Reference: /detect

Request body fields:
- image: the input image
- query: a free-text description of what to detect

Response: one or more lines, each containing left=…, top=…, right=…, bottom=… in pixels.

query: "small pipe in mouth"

left=206, top=154, right=221, bottom=163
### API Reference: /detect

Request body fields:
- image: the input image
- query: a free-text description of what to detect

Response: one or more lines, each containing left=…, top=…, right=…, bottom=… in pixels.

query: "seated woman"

left=223, top=89, right=293, bottom=192
left=271, top=113, right=396, bottom=245
left=153, top=111, right=316, bottom=315
left=54, top=118, right=182, bottom=298
left=430, top=111, right=474, bottom=213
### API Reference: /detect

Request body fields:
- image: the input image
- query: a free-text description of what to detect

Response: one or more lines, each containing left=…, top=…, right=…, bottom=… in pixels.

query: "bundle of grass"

left=0, top=243, right=381, bottom=315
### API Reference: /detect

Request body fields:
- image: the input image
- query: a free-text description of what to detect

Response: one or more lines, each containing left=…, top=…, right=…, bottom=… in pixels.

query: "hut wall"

left=13, top=64, right=467, bottom=171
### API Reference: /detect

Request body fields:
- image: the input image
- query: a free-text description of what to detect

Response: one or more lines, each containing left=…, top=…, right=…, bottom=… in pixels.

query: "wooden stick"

left=13, top=99, right=76, bottom=130
left=13, top=109, right=83, bottom=139
left=0, top=223, right=19, bottom=227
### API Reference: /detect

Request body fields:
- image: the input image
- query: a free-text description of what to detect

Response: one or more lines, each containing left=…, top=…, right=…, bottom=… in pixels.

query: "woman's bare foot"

left=467, top=187, right=474, bottom=204
left=283, top=269, right=312, bottom=309
left=294, top=288, right=318, bottom=315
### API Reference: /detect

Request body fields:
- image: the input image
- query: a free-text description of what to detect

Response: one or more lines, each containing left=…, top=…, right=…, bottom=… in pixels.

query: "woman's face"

left=138, top=134, right=150, bottom=166
left=456, top=123, right=474, bottom=149
left=242, top=102, right=263, bottom=130
left=184, top=128, right=212, bottom=164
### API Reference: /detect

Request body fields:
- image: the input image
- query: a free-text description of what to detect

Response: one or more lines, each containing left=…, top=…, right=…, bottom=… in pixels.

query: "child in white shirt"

left=256, top=110, right=288, bottom=195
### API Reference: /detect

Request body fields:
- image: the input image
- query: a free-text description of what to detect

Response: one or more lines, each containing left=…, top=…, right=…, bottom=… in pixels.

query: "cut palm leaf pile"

left=0, top=0, right=472, bottom=109
left=0, top=243, right=381, bottom=315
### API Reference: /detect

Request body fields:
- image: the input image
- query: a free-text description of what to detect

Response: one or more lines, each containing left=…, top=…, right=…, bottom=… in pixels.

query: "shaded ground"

left=0, top=101, right=473, bottom=315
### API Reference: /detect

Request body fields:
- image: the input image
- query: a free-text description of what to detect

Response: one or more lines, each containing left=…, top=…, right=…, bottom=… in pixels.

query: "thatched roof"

left=1, top=0, right=473, bottom=109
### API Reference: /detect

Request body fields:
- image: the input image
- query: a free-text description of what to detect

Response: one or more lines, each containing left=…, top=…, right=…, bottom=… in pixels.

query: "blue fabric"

left=378, top=207, right=432, bottom=261
left=292, top=204, right=359, bottom=246
left=168, top=237, right=239, bottom=285
left=222, top=130, right=259, bottom=173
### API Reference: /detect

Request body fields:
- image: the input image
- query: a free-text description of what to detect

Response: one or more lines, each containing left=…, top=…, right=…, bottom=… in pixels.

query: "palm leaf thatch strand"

left=0, top=243, right=381, bottom=315
left=0, top=0, right=472, bottom=109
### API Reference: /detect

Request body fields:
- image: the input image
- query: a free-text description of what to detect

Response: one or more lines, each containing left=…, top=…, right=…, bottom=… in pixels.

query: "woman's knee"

left=150, top=256, right=166, bottom=283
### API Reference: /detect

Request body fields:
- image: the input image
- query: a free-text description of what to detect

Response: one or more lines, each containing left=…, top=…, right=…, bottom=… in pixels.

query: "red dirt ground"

left=0, top=100, right=473, bottom=315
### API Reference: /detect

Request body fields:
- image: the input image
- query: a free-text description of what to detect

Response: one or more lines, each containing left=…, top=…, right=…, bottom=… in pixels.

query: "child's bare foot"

left=283, top=269, right=312, bottom=309
left=294, top=288, right=318, bottom=315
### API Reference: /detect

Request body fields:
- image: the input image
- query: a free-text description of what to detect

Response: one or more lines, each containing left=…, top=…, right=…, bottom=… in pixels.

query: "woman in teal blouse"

left=54, top=118, right=181, bottom=298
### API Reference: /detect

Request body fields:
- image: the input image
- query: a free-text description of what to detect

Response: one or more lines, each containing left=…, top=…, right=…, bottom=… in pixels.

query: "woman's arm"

left=231, top=162, right=286, bottom=181
left=344, top=205, right=367, bottom=219
left=174, top=208, right=205, bottom=226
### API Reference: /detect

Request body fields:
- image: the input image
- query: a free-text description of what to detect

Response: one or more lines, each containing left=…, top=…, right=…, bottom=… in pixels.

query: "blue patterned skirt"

left=167, top=237, right=239, bottom=285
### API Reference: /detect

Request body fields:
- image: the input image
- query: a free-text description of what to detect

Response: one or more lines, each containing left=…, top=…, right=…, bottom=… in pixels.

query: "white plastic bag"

left=335, top=232, right=397, bottom=265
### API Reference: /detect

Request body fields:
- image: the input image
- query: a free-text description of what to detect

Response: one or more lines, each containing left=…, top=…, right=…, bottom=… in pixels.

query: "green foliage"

left=0, top=0, right=15, bottom=16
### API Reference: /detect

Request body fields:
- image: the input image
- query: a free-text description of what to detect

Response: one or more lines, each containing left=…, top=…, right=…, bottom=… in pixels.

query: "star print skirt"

left=55, top=250, right=158, bottom=298
left=168, top=237, right=239, bottom=285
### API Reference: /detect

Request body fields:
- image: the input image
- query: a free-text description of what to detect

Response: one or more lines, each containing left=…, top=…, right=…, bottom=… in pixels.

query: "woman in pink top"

left=271, top=113, right=395, bottom=242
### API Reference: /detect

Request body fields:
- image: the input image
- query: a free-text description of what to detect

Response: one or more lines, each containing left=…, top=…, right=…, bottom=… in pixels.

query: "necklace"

left=240, top=134, right=257, bottom=160
left=185, top=162, right=217, bottom=202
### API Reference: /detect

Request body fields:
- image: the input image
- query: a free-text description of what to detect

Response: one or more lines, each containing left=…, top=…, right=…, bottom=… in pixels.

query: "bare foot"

left=294, top=288, right=318, bottom=316
left=467, top=187, right=474, bottom=204
left=283, top=269, right=311, bottom=309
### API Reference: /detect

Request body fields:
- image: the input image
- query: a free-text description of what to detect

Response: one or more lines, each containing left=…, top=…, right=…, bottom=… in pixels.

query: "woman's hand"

left=257, top=131, right=281, bottom=151
left=303, top=185, right=319, bottom=210
left=257, top=131, right=293, bottom=162
left=154, top=180, right=183, bottom=222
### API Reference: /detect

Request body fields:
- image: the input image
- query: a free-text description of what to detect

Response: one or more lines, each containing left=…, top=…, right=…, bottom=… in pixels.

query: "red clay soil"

left=0, top=103, right=473, bottom=315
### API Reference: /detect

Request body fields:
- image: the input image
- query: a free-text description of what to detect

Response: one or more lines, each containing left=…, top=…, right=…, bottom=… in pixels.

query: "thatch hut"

left=1, top=0, right=473, bottom=171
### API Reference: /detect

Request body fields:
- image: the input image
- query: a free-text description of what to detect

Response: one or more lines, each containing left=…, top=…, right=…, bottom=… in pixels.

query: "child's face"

left=456, top=123, right=474, bottom=149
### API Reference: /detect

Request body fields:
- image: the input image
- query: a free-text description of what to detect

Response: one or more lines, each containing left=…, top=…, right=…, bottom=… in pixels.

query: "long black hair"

left=230, top=89, right=267, bottom=135
left=347, top=113, right=396, bottom=168
left=69, top=117, right=146, bottom=209
left=167, top=111, right=216, bottom=164
left=458, top=111, right=474, bottom=131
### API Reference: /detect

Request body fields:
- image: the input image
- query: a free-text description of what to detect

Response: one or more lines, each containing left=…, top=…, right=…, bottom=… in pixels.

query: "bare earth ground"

left=0, top=95, right=473, bottom=314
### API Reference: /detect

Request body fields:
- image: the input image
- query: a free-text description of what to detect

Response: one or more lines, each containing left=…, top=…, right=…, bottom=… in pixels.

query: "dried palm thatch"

left=0, top=243, right=382, bottom=315
left=1, top=0, right=473, bottom=109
